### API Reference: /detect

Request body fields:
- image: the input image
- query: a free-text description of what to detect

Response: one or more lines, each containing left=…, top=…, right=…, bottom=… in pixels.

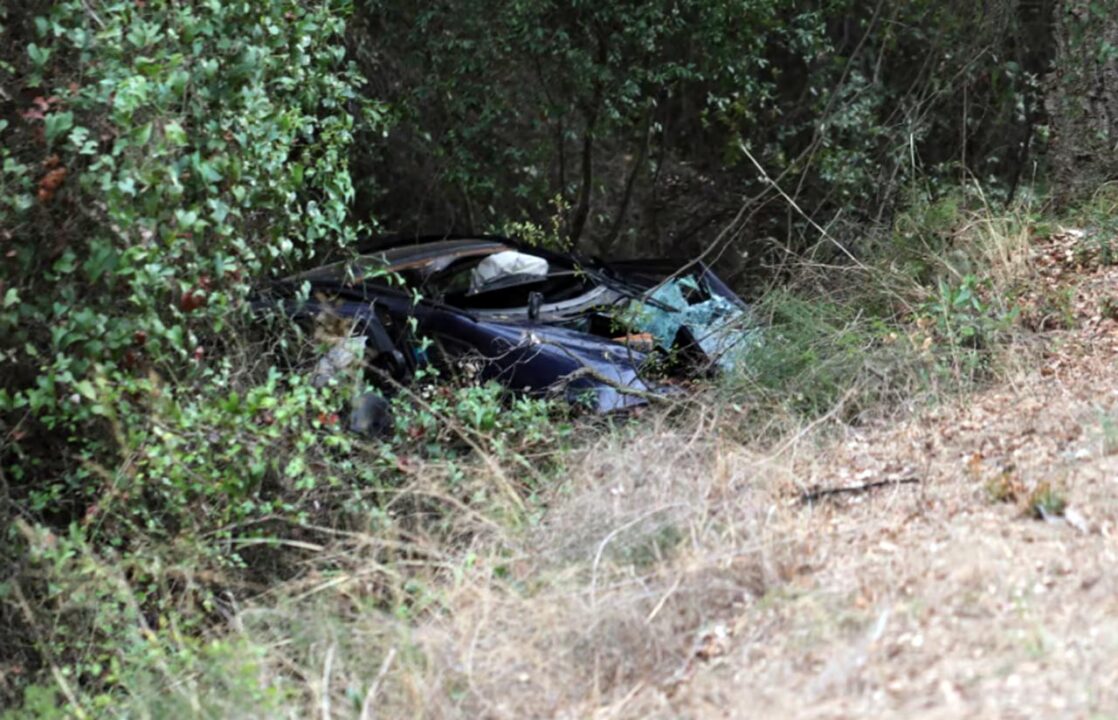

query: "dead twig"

left=737, top=143, right=868, bottom=271
left=321, top=642, right=337, bottom=720
left=799, top=477, right=920, bottom=504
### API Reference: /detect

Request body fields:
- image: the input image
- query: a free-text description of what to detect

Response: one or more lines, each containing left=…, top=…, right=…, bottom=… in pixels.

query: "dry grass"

left=97, top=213, right=1118, bottom=719
left=221, top=328, right=1118, bottom=718
left=221, top=412, right=807, bottom=718
left=655, top=344, right=1118, bottom=719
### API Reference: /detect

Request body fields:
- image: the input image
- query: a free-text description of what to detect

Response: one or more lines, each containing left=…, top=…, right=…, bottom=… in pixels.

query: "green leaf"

left=27, top=43, right=50, bottom=66
left=52, top=251, right=77, bottom=275
left=3, top=288, right=18, bottom=308
left=68, top=125, right=97, bottom=155
left=44, top=111, right=74, bottom=145
left=75, top=380, right=97, bottom=400
left=175, top=208, right=199, bottom=228
left=133, top=121, right=153, bottom=146
left=284, top=456, right=306, bottom=478
left=164, top=120, right=188, bottom=146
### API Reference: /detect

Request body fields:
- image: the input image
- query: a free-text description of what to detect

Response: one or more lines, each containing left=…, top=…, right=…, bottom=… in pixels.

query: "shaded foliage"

left=351, top=0, right=1057, bottom=272
left=1046, top=0, right=1118, bottom=200
left=0, top=0, right=379, bottom=705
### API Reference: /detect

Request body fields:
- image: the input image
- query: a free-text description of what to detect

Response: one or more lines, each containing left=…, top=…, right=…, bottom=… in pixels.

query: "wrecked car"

left=254, top=237, right=754, bottom=431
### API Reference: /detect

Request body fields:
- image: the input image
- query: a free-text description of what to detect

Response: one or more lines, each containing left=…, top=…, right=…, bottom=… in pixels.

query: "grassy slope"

left=32, top=197, right=1118, bottom=718
left=632, top=243, right=1118, bottom=718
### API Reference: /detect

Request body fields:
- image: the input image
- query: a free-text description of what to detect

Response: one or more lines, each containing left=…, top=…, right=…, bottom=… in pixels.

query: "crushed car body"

left=254, top=237, right=755, bottom=416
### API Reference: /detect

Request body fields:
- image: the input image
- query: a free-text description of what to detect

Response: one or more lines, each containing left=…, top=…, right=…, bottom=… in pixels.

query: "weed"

left=616, top=522, right=685, bottom=569
left=984, top=467, right=1067, bottom=520
left=498, top=194, right=572, bottom=252
left=726, top=290, right=921, bottom=422
left=882, top=190, right=966, bottom=284
left=918, top=274, right=1020, bottom=384
left=1102, top=297, right=1118, bottom=322
left=1027, top=481, right=1068, bottom=519
left=987, top=468, right=1025, bottom=504
left=1098, top=235, right=1116, bottom=267
left=1023, top=285, right=1078, bottom=331
left=389, top=380, right=568, bottom=468
left=926, top=275, right=989, bottom=347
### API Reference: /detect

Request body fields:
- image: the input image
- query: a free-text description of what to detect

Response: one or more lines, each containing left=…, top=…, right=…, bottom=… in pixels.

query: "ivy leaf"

left=133, top=122, right=153, bottom=146
left=27, top=43, right=51, bottom=67
left=164, top=120, right=188, bottom=146
left=74, top=380, right=97, bottom=401
left=44, top=112, right=74, bottom=145
left=52, top=252, right=77, bottom=275
left=284, top=456, right=305, bottom=478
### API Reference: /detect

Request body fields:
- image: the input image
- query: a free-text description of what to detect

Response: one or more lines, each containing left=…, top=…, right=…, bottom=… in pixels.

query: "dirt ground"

left=602, top=237, right=1118, bottom=719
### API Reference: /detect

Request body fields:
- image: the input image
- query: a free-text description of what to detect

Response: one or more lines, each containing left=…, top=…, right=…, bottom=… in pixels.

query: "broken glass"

left=623, top=276, right=758, bottom=370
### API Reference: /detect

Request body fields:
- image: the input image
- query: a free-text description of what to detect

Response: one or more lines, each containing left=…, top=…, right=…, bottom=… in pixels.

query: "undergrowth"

left=0, top=0, right=1108, bottom=712
left=723, top=188, right=1032, bottom=432
left=0, top=187, right=1051, bottom=718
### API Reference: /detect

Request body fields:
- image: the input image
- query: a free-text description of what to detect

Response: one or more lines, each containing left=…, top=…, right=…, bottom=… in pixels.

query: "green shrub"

left=387, top=380, right=571, bottom=496
left=725, top=189, right=1028, bottom=424
left=0, top=0, right=385, bottom=706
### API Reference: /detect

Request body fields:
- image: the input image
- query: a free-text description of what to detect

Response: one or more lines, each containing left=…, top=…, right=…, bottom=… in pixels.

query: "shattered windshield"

left=623, top=275, right=758, bottom=370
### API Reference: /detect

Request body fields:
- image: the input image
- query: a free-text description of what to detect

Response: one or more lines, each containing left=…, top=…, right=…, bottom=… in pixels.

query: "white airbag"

left=470, top=251, right=549, bottom=290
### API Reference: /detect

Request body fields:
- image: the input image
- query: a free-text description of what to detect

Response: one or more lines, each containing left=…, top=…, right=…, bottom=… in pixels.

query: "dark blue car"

left=257, top=237, right=752, bottom=427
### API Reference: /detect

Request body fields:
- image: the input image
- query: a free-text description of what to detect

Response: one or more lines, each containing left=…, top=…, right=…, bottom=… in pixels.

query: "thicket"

left=1, top=0, right=1115, bottom=713
left=356, top=0, right=1059, bottom=268
left=0, top=0, right=383, bottom=708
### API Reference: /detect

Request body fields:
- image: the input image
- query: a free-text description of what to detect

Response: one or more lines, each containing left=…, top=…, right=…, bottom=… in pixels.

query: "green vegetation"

left=0, top=0, right=390, bottom=709
left=2, top=0, right=1116, bottom=715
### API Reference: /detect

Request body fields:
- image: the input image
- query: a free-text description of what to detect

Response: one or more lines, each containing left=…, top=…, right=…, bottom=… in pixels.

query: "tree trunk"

left=568, top=31, right=609, bottom=249
left=1046, top=0, right=1118, bottom=202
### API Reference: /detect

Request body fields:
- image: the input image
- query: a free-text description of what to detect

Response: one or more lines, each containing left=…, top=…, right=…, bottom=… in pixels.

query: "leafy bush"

left=0, top=0, right=384, bottom=706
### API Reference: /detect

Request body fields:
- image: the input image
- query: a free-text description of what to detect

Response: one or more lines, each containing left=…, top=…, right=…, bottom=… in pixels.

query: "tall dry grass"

left=197, top=410, right=805, bottom=719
